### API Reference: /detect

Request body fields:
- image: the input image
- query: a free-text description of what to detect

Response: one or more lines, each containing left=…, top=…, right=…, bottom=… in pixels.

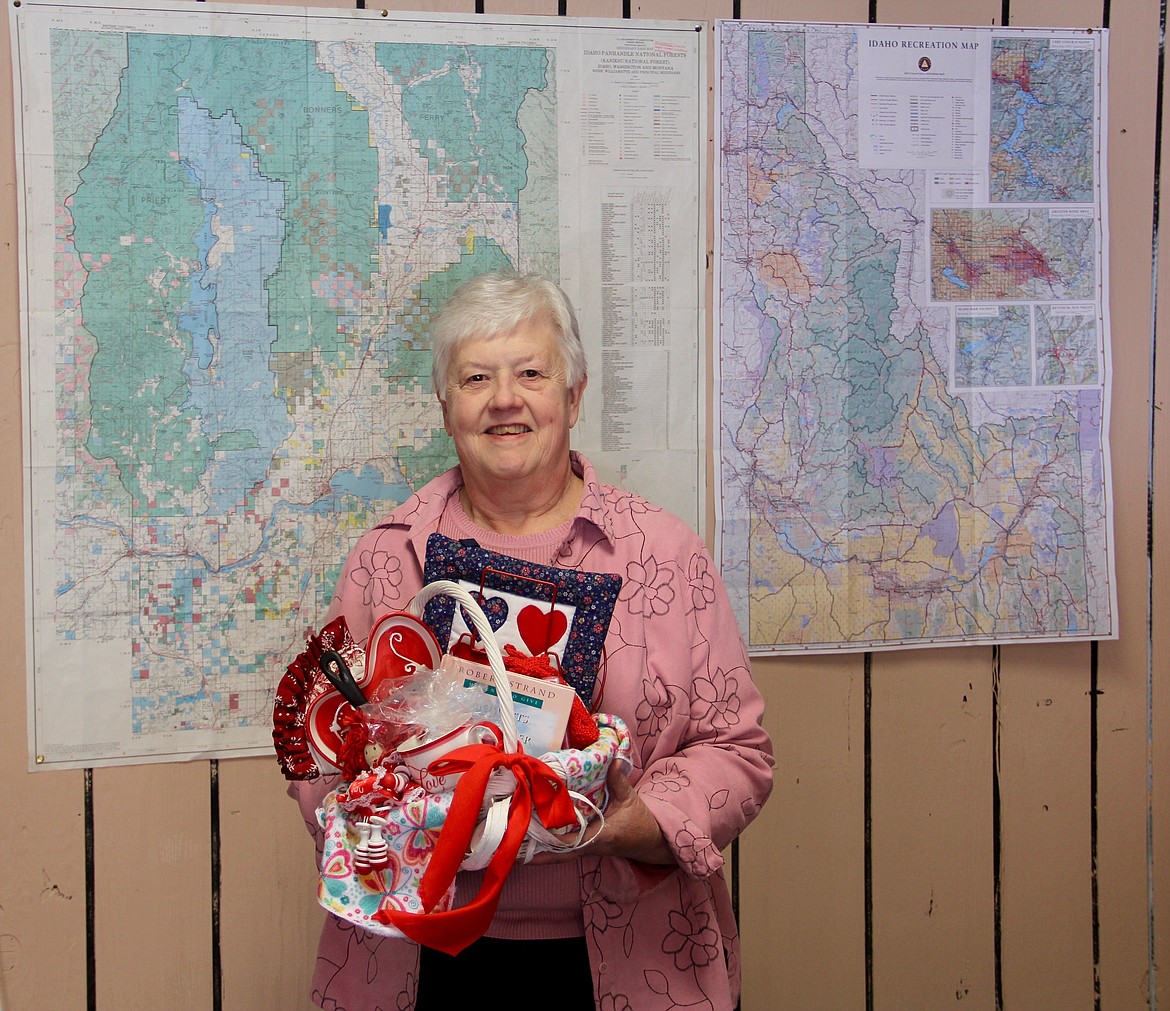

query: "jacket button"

left=598, top=962, right=608, bottom=973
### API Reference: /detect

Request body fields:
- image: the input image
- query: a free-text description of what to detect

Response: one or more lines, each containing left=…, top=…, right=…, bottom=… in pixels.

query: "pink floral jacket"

left=291, top=453, right=774, bottom=1011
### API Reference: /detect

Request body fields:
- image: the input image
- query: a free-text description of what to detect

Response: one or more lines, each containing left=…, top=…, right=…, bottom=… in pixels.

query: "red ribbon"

left=372, top=740, right=577, bottom=955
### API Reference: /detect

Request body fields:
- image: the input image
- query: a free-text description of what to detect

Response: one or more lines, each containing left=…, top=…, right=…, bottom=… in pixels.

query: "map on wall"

left=12, top=0, right=705, bottom=767
left=715, top=22, right=1116, bottom=653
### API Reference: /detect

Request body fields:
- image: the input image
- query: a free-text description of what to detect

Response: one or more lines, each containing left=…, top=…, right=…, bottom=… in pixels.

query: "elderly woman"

left=292, top=270, right=774, bottom=1011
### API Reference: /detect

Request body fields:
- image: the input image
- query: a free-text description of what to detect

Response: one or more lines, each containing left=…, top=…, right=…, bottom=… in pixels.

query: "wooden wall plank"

left=630, top=0, right=730, bottom=22
left=220, top=758, right=321, bottom=1010
left=874, top=0, right=997, bottom=26
left=0, top=5, right=89, bottom=1008
left=565, top=0, right=624, bottom=19
left=381, top=0, right=479, bottom=12
left=1094, top=0, right=1161, bottom=1004
left=93, top=764, right=213, bottom=1007
left=739, top=0, right=870, bottom=22
left=482, top=0, right=562, bottom=14
left=739, top=656, right=867, bottom=1011
left=981, top=7, right=1104, bottom=1009
left=870, top=647, right=997, bottom=1009
left=864, top=3, right=998, bottom=1010
left=997, top=643, right=1095, bottom=1005
left=1007, top=0, right=1103, bottom=29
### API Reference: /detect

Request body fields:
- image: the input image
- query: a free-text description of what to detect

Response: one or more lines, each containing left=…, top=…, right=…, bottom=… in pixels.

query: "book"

left=436, top=653, right=575, bottom=755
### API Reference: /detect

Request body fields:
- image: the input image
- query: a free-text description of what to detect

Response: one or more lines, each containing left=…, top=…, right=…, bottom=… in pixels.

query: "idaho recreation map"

left=716, top=23, right=1115, bottom=652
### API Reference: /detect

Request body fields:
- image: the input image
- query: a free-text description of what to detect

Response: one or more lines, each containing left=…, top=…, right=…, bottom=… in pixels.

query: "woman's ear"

left=568, top=374, right=587, bottom=428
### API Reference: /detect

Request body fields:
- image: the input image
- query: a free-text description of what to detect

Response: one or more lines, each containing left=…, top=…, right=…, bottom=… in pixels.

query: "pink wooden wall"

left=0, top=0, right=1164, bottom=1007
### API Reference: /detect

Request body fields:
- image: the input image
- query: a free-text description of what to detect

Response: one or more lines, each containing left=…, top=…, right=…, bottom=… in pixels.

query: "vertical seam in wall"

left=1145, top=3, right=1166, bottom=1006
left=864, top=651, right=873, bottom=1011
left=85, top=768, right=96, bottom=1011
left=732, top=836, right=740, bottom=1011
left=211, top=760, right=222, bottom=1011
left=728, top=5, right=739, bottom=1001
left=1091, top=640, right=1102, bottom=1009
left=991, top=647, right=1003, bottom=1010
left=865, top=3, right=875, bottom=1001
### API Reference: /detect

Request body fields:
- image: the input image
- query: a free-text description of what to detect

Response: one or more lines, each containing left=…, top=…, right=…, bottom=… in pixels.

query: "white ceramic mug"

left=397, top=720, right=503, bottom=792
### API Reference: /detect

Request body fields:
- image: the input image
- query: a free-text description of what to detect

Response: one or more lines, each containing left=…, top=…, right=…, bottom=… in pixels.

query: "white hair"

left=430, top=271, right=587, bottom=396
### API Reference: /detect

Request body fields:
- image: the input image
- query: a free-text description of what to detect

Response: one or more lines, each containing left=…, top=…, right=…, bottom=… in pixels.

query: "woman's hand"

left=531, top=762, right=674, bottom=865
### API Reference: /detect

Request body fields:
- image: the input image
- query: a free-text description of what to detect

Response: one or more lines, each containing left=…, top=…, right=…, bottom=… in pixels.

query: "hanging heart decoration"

left=516, top=603, right=569, bottom=656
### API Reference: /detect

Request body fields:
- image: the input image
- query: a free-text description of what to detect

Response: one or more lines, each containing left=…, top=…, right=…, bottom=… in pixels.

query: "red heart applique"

left=516, top=604, right=568, bottom=656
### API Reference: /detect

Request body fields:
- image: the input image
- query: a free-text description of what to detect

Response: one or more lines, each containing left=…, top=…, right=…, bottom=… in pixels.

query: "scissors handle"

left=318, top=650, right=368, bottom=707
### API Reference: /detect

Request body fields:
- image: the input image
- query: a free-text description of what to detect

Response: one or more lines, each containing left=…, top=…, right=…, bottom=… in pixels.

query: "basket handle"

left=407, top=579, right=519, bottom=753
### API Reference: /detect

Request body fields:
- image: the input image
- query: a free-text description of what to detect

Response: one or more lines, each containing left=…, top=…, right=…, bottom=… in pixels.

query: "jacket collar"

left=379, top=451, right=617, bottom=570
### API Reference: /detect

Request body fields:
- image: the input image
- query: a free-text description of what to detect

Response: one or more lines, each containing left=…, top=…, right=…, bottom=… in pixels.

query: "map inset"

left=931, top=207, right=1095, bottom=302
left=44, top=27, right=555, bottom=755
left=1036, top=305, right=1100, bottom=385
left=954, top=307, right=1032, bottom=389
left=990, top=38, right=1096, bottom=203
left=716, top=23, right=1113, bottom=651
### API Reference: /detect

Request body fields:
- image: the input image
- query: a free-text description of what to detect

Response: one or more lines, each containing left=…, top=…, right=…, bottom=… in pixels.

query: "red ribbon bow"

left=373, top=740, right=578, bottom=955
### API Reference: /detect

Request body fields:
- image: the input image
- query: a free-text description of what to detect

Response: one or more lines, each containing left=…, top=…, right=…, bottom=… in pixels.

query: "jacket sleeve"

left=622, top=535, right=774, bottom=881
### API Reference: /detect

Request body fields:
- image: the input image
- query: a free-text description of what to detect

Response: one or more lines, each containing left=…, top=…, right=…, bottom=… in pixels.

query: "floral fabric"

left=290, top=452, right=775, bottom=1011
left=317, top=784, right=455, bottom=936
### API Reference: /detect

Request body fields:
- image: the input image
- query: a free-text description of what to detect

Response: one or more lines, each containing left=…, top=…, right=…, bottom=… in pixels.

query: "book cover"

left=436, top=654, right=574, bottom=755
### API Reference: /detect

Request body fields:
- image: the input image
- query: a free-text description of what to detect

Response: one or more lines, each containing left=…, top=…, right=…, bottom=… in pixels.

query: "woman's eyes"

left=462, top=369, right=545, bottom=384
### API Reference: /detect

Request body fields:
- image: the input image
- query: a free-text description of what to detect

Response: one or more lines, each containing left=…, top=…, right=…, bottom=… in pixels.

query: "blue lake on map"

left=175, top=97, right=292, bottom=514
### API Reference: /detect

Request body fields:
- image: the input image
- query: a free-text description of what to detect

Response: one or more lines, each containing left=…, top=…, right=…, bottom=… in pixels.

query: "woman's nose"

left=489, top=375, right=520, bottom=409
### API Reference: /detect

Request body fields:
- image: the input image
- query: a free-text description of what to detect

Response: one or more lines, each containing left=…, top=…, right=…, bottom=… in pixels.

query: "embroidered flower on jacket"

left=644, top=759, right=690, bottom=795
left=351, top=549, right=402, bottom=609
left=675, top=822, right=716, bottom=877
left=583, top=869, right=625, bottom=935
left=688, top=552, right=717, bottom=610
left=599, top=994, right=634, bottom=1011
left=621, top=556, right=675, bottom=616
left=694, top=667, right=742, bottom=730
left=635, top=677, right=678, bottom=738
left=662, top=902, right=721, bottom=970
left=605, top=488, right=657, bottom=517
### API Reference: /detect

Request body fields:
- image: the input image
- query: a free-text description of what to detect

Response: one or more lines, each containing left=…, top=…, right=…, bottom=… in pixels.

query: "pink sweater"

left=290, top=452, right=775, bottom=1011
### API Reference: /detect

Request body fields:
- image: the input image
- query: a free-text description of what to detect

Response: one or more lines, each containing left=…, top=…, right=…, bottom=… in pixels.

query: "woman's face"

left=440, top=314, right=585, bottom=493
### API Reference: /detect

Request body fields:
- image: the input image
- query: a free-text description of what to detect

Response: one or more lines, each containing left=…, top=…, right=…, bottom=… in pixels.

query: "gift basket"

left=273, top=573, right=630, bottom=956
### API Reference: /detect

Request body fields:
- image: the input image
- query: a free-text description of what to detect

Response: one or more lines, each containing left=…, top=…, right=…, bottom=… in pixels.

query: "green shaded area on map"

left=69, top=35, right=379, bottom=512
left=377, top=44, right=549, bottom=202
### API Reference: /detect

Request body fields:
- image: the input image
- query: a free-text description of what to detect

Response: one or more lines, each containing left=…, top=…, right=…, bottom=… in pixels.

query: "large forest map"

left=716, top=23, right=1114, bottom=652
left=17, top=6, right=585, bottom=765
